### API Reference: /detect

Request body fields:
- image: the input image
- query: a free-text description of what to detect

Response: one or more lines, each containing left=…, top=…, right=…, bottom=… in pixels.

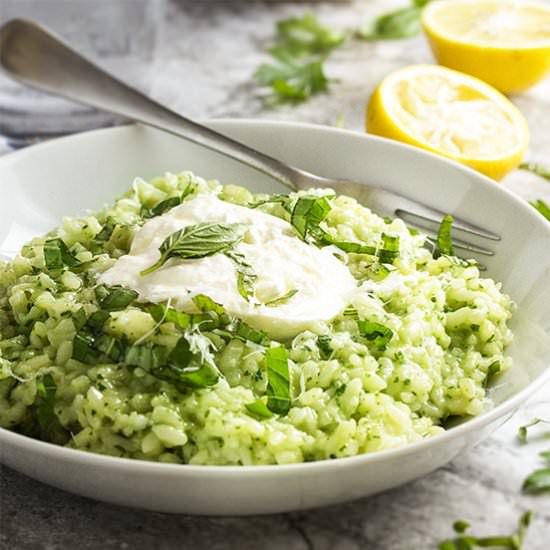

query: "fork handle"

left=0, top=19, right=323, bottom=191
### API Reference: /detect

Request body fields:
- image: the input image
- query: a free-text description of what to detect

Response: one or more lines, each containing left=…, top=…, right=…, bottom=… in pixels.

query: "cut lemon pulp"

left=366, top=65, right=529, bottom=180
left=422, top=0, right=550, bottom=93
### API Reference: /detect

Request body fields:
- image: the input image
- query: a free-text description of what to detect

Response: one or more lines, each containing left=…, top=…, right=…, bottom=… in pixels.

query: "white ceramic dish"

left=1, top=121, right=549, bottom=515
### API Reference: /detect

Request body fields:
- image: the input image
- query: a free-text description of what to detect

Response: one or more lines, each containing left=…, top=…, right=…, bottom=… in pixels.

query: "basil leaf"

left=438, top=542, right=458, bottom=550
left=95, top=334, right=124, bottom=361
left=274, top=14, right=345, bottom=57
left=248, top=194, right=292, bottom=210
left=436, top=214, right=454, bottom=256
left=357, top=320, right=394, bottom=351
left=226, top=251, right=257, bottom=302
left=378, top=233, right=400, bottom=264
left=453, top=521, right=470, bottom=534
left=255, top=53, right=331, bottom=104
left=72, top=308, right=87, bottom=331
left=264, top=289, right=299, bottom=307
left=246, top=399, right=274, bottom=418
left=317, top=334, right=333, bottom=359
left=141, top=222, right=249, bottom=275
left=72, top=330, right=97, bottom=363
left=33, top=373, right=68, bottom=444
left=530, top=199, right=550, bottom=221
left=520, top=162, right=550, bottom=181
left=43, top=238, right=81, bottom=274
left=358, top=5, right=423, bottom=41
left=152, top=338, right=219, bottom=389
left=141, top=184, right=196, bottom=219
left=125, top=344, right=168, bottom=371
left=265, top=346, right=291, bottom=415
left=234, top=320, right=269, bottom=345
left=96, top=285, right=139, bottom=311
left=148, top=303, right=191, bottom=330
left=540, top=450, right=550, bottom=463
left=523, top=468, right=550, bottom=494
left=192, top=294, right=226, bottom=316
left=87, top=310, right=111, bottom=331
left=290, top=195, right=332, bottom=240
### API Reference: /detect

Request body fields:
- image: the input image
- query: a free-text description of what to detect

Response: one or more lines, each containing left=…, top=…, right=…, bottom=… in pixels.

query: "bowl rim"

left=1, top=119, right=549, bottom=476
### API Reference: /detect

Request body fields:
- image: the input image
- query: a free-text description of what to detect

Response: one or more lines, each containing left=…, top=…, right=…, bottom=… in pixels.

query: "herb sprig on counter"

left=517, top=418, right=550, bottom=494
left=520, top=162, right=550, bottom=182
left=255, top=14, right=346, bottom=104
left=358, top=0, right=433, bottom=41
left=438, top=511, right=533, bottom=550
left=530, top=199, right=550, bottom=221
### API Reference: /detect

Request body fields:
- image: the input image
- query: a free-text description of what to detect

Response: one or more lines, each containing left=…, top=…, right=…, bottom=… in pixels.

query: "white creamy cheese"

left=99, top=193, right=357, bottom=340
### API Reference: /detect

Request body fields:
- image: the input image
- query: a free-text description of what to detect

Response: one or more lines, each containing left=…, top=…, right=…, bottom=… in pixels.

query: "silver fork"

left=0, top=19, right=499, bottom=259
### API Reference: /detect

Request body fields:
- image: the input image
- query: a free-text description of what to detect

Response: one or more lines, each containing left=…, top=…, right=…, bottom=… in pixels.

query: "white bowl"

left=1, top=121, right=549, bottom=515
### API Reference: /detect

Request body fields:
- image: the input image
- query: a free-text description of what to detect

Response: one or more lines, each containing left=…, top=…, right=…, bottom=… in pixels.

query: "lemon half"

left=422, top=0, right=550, bottom=93
left=366, top=65, right=529, bottom=180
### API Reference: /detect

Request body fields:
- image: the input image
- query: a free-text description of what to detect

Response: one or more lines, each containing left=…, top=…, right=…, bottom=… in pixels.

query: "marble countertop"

left=1, top=1, right=550, bottom=548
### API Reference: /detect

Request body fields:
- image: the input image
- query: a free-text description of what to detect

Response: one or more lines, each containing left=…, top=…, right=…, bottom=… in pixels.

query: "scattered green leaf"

left=264, top=289, right=299, bottom=307
left=246, top=398, right=274, bottom=418
left=226, top=250, right=257, bottom=302
left=141, top=222, right=249, bottom=275
left=43, top=238, right=81, bottom=275
left=265, top=346, right=291, bottom=415
left=436, top=214, right=454, bottom=256
left=523, top=468, right=550, bottom=494
left=358, top=5, right=423, bottom=41
left=517, top=417, right=550, bottom=444
left=530, top=199, right=550, bottom=221
left=96, top=285, right=139, bottom=311
left=357, top=320, right=394, bottom=351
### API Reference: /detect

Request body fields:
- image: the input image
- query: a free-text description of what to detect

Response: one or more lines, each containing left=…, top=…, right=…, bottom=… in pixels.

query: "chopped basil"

left=264, top=289, right=299, bottom=307
left=96, top=285, right=139, bottom=311
left=255, top=14, right=344, bottom=104
left=72, top=308, right=87, bottom=330
left=290, top=195, right=332, bottom=241
left=234, top=320, right=269, bottom=346
left=245, top=399, right=274, bottom=418
left=357, top=320, right=394, bottom=351
left=378, top=233, right=400, bottom=264
left=436, top=214, right=454, bottom=257
left=322, top=232, right=400, bottom=264
left=148, top=303, right=191, bottom=330
left=72, top=330, right=97, bottom=363
left=317, top=334, right=333, bottom=359
left=43, top=238, right=81, bottom=275
left=192, top=294, right=226, bottom=316
left=125, top=344, right=168, bottom=371
left=343, top=307, right=359, bottom=319
left=141, top=183, right=196, bottom=219
left=358, top=4, right=423, bottom=41
left=439, top=511, right=533, bottom=550
left=226, top=251, right=257, bottom=302
left=141, top=222, right=249, bottom=275
left=265, top=346, right=291, bottom=415
left=522, top=468, right=550, bottom=494
left=32, top=373, right=68, bottom=444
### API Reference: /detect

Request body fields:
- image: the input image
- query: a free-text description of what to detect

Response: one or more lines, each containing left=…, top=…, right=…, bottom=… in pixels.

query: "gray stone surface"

left=1, top=1, right=550, bottom=548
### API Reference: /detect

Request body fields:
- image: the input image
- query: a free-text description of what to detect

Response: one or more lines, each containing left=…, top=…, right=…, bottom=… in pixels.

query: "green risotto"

left=0, top=172, right=513, bottom=465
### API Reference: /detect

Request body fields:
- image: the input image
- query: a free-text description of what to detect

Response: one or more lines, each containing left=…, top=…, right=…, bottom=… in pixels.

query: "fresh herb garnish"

left=264, top=289, right=299, bottom=307
left=523, top=467, right=550, bottom=494
left=233, top=320, right=269, bottom=346
left=317, top=334, right=333, bottom=359
left=358, top=0, right=432, bottom=41
left=245, top=398, right=274, bottom=419
left=357, top=320, right=394, bottom=351
left=520, top=161, right=550, bottom=181
left=438, top=511, right=533, bottom=549
left=43, top=238, right=82, bottom=275
left=32, top=373, right=68, bottom=444
left=225, top=250, right=257, bottom=302
left=255, top=14, right=345, bottom=104
left=141, top=183, right=196, bottom=219
left=148, top=303, right=192, bottom=330
left=265, top=346, right=291, bottom=415
left=95, top=285, right=139, bottom=311
left=436, top=214, right=454, bottom=256
left=290, top=195, right=333, bottom=241
left=140, top=222, right=249, bottom=276
left=530, top=199, right=550, bottom=221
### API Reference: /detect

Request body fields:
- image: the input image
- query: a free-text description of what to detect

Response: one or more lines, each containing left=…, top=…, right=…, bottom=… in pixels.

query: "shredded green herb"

left=141, top=183, right=196, bottom=219
left=43, top=238, right=82, bottom=275
left=96, top=285, right=139, bottom=312
left=255, top=14, right=345, bottom=104
left=245, top=399, right=274, bottom=419
left=438, top=511, right=533, bottom=550
left=140, top=222, right=249, bottom=276
left=517, top=418, right=550, bottom=444
left=31, top=373, right=68, bottom=444
left=357, top=320, right=394, bottom=351
left=358, top=0, right=432, bottom=41
left=436, top=214, right=454, bottom=256
left=225, top=250, right=257, bottom=302
left=523, top=467, right=550, bottom=494
left=265, top=346, right=291, bottom=415
left=317, top=334, right=333, bottom=359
